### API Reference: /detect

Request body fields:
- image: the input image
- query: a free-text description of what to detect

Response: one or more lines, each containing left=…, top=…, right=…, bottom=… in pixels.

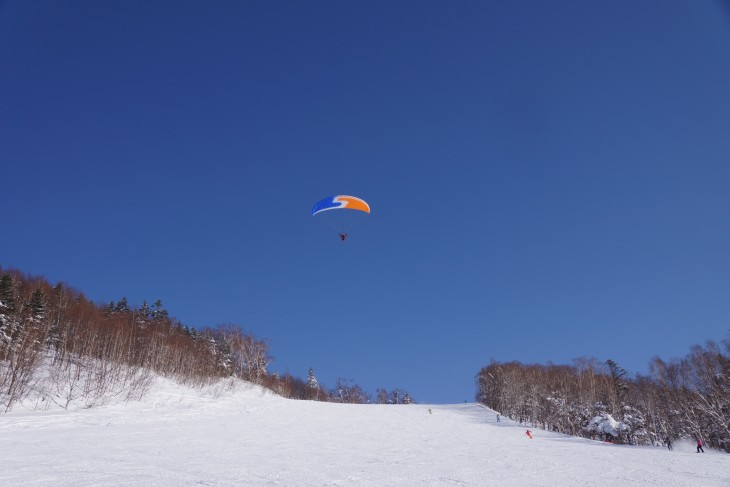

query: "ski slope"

left=2, top=378, right=727, bottom=486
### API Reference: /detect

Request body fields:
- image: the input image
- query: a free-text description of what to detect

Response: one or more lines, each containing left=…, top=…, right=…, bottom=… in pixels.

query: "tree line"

left=0, top=267, right=412, bottom=412
left=476, top=340, right=730, bottom=452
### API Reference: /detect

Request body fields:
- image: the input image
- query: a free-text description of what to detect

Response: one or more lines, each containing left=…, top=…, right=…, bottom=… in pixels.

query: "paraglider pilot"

left=339, top=233, right=348, bottom=241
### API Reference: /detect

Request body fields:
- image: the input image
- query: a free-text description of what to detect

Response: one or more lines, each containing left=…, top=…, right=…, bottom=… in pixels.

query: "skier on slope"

left=525, top=430, right=533, bottom=439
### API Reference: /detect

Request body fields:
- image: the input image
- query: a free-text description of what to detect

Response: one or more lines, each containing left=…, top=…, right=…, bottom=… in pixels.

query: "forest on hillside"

left=476, top=342, right=730, bottom=452
left=0, top=267, right=410, bottom=413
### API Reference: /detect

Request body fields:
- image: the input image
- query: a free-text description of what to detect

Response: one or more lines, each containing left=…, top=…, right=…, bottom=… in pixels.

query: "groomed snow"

left=2, top=377, right=727, bottom=486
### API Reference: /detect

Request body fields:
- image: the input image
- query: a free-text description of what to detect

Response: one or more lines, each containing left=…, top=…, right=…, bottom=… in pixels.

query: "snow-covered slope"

left=2, top=377, right=727, bottom=486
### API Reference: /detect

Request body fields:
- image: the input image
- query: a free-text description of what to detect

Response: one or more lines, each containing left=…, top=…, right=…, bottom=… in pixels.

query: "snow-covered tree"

left=305, top=367, right=322, bottom=400
left=114, top=297, right=130, bottom=314
left=307, top=367, right=319, bottom=389
left=0, top=274, right=20, bottom=348
left=152, top=299, right=168, bottom=320
left=139, top=301, right=151, bottom=322
left=620, top=404, right=648, bottom=445
left=584, top=412, right=628, bottom=441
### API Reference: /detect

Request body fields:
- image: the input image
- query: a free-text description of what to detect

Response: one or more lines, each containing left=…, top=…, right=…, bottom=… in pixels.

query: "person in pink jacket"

left=696, top=438, right=705, bottom=453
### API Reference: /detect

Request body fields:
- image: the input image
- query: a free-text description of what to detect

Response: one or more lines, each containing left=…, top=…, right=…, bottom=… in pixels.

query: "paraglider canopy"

left=311, top=195, right=370, bottom=215
left=312, top=195, right=370, bottom=240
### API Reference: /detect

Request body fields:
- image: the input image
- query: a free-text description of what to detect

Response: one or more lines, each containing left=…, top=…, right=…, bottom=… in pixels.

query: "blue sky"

left=2, top=1, right=729, bottom=403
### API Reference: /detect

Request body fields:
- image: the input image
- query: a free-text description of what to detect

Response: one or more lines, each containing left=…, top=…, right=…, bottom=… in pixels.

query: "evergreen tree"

left=403, top=391, right=412, bottom=404
left=30, top=288, right=45, bottom=321
left=0, top=274, right=16, bottom=314
left=45, top=284, right=64, bottom=350
left=139, top=300, right=151, bottom=321
left=152, top=299, right=168, bottom=320
left=0, top=274, right=17, bottom=346
left=621, top=404, right=648, bottom=445
left=306, top=367, right=321, bottom=400
left=306, top=367, right=319, bottom=389
left=114, top=297, right=130, bottom=313
left=606, top=359, right=629, bottom=408
left=209, top=334, right=233, bottom=374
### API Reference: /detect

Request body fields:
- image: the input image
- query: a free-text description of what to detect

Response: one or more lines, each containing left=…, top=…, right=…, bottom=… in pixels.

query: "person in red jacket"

left=525, top=430, right=533, bottom=439
left=696, top=438, right=705, bottom=453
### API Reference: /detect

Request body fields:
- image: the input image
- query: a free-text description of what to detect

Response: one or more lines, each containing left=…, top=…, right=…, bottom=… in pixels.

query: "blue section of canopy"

left=311, top=196, right=339, bottom=215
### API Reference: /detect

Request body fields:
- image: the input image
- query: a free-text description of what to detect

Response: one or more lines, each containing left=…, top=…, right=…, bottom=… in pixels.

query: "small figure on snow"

left=525, top=429, right=533, bottom=439
left=696, top=438, right=704, bottom=453
left=496, top=414, right=500, bottom=423
left=339, top=233, right=348, bottom=241
left=428, top=408, right=432, bottom=415
left=665, top=437, right=672, bottom=450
